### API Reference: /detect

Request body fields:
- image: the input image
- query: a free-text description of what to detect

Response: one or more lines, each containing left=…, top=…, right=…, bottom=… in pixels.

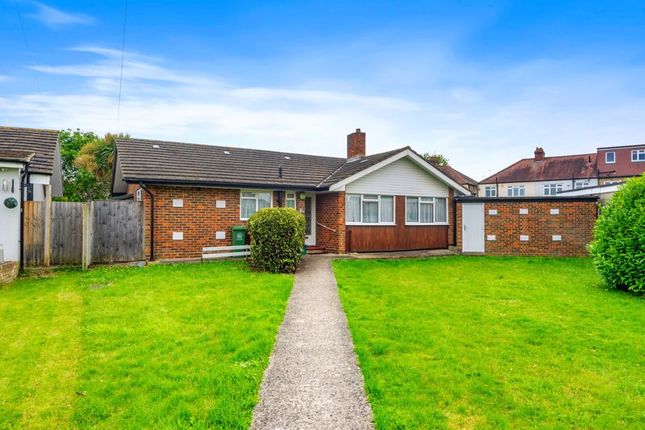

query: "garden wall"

left=456, top=197, right=598, bottom=257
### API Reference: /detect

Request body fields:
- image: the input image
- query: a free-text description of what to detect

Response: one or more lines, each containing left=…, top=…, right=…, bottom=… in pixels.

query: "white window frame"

left=240, top=190, right=273, bottom=220
left=605, top=151, right=615, bottom=164
left=543, top=183, right=563, bottom=196
left=575, top=180, right=590, bottom=189
left=484, top=186, right=496, bottom=197
left=345, top=194, right=395, bottom=225
left=285, top=192, right=297, bottom=209
left=507, top=185, right=525, bottom=197
left=631, top=149, right=645, bottom=162
left=405, top=196, right=448, bottom=225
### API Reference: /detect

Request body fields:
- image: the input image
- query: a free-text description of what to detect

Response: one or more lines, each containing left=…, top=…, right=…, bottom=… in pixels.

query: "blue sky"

left=1, top=1, right=645, bottom=179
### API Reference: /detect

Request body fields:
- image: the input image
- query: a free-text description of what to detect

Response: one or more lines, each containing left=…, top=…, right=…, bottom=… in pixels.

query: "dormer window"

left=605, top=151, right=615, bottom=164
left=632, top=149, right=645, bottom=162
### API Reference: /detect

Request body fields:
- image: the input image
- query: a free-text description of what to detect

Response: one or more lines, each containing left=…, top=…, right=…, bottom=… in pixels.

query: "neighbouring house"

left=111, top=129, right=471, bottom=260
left=478, top=144, right=645, bottom=198
left=435, top=164, right=479, bottom=195
left=0, top=126, right=63, bottom=275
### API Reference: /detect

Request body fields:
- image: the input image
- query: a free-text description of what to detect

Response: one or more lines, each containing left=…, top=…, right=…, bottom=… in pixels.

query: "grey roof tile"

left=0, top=126, right=59, bottom=175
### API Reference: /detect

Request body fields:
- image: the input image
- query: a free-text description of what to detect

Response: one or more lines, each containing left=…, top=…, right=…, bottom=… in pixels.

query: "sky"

left=1, top=1, right=645, bottom=179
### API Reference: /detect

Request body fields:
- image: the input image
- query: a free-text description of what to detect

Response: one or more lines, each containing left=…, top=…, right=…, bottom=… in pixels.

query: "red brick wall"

left=316, top=192, right=346, bottom=253
left=457, top=199, right=598, bottom=257
left=130, top=185, right=309, bottom=261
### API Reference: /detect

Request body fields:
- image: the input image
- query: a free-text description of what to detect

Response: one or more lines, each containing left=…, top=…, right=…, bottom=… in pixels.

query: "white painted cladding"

left=345, top=158, right=449, bottom=197
left=0, top=165, right=22, bottom=262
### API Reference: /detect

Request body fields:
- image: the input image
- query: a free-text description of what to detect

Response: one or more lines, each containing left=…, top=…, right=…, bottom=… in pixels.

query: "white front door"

left=462, top=203, right=485, bottom=253
left=304, top=194, right=316, bottom=246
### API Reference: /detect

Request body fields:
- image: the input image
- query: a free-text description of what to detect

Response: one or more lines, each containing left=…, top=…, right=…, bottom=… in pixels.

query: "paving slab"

left=251, top=255, right=374, bottom=430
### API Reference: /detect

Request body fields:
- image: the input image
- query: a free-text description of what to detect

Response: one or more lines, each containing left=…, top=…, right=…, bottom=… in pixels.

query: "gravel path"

left=251, top=255, right=374, bottom=430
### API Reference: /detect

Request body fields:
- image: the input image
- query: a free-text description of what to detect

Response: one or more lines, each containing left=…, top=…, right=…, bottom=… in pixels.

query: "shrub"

left=589, top=174, right=645, bottom=293
left=247, top=207, right=306, bottom=273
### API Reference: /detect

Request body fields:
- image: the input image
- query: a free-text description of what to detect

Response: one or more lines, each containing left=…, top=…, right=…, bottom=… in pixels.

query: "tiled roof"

left=480, top=153, right=597, bottom=184
left=0, top=149, right=35, bottom=163
left=435, top=164, right=478, bottom=186
left=116, top=137, right=347, bottom=189
left=116, top=138, right=415, bottom=190
left=0, top=126, right=59, bottom=175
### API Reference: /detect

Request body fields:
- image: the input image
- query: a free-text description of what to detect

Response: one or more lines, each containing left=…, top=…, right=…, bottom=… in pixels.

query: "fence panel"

left=91, top=200, right=145, bottom=264
left=23, top=201, right=45, bottom=266
left=51, top=202, right=83, bottom=265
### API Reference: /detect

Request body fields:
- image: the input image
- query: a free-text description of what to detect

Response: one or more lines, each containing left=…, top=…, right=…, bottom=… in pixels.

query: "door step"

left=306, top=245, right=327, bottom=254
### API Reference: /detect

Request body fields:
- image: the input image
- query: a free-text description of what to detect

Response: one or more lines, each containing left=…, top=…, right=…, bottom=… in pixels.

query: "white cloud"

left=27, top=2, right=95, bottom=28
left=3, top=46, right=645, bottom=180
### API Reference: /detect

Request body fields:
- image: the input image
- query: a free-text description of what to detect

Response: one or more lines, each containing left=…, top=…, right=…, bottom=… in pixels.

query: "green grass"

left=0, top=261, right=292, bottom=429
left=333, top=256, right=645, bottom=429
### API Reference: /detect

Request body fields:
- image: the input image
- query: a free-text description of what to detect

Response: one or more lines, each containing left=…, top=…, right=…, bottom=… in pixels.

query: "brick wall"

left=0, top=261, right=19, bottom=284
left=316, top=192, right=346, bottom=253
left=457, top=198, right=598, bottom=257
left=130, top=185, right=310, bottom=261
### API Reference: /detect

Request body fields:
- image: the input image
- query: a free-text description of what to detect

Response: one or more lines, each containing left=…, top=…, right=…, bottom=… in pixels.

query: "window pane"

left=519, top=187, right=525, bottom=196
left=363, top=201, right=379, bottom=223
left=241, top=198, right=256, bottom=218
left=242, top=191, right=256, bottom=198
left=406, top=197, right=418, bottom=222
left=420, top=202, right=434, bottom=223
left=420, top=197, right=434, bottom=202
left=380, top=196, right=394, bottom=223
left=363, top=194, right=379, bottom=200
left=435, top=198, right=447, bottom=222
left=258, top=192, right=272, bottom=209
left=346, top=195, right=361, bottom=222
left=286, top=199, right=296, bottom=209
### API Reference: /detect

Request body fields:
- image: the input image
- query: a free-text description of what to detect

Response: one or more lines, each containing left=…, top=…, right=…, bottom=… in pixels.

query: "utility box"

left=231, top=226, right=247, bottom=250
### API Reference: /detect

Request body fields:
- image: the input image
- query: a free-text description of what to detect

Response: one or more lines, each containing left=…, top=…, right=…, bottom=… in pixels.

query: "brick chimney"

left=347, top=128, right=366, bottom=159
left=534, top=147, right=545, bottom=161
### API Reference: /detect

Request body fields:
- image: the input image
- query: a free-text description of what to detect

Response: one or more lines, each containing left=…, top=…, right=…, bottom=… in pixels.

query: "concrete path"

left=251, top=255, right=374, bottom=430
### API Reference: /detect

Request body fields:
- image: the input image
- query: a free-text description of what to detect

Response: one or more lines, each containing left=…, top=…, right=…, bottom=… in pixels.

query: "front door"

left=462, top=203, right=485, bottom=253
left=304, top=194, right=316, bottom=246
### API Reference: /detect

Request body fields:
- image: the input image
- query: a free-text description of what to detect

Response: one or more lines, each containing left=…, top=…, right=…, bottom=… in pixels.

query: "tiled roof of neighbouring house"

left=0, top=126, right=60, bottom=175
left=480, top=153, right=598, bottom=184
left=435, top=164, right=478, bottom=186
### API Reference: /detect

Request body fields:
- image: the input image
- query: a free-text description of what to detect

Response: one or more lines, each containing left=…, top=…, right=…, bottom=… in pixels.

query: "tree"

left=589, top=174, right=645, bottom=293
left=57, top=129, right=126, bottom=201
left=422, top=152, right=449, bottom=166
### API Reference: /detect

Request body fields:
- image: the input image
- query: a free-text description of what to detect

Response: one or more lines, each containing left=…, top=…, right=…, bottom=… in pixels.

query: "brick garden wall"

left=0, top=261, right=19, bottom=284
left=457, top=198, right=598, bottom=257
left=315, top=192, right=346, bottom=253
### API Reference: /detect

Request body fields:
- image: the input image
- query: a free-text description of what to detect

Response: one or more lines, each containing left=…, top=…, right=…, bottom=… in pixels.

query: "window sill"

left=346, top=222, right=396, bottom=226
left=405, top=222, right=449, bottom=226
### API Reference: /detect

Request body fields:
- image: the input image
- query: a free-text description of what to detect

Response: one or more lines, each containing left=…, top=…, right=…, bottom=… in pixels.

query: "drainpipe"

left=139, top=183, right=155, bottom=261
left=19, top=163, right=29, bottom=272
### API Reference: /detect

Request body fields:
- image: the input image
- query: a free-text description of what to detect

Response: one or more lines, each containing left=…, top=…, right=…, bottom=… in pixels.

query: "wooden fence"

left=23, top=200, right=144, bottom=267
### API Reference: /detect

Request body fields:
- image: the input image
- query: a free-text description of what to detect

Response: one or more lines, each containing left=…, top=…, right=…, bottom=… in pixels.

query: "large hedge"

left=589, top=174, right=645, bottom=293
left=247, top=207, right=306, bottom=273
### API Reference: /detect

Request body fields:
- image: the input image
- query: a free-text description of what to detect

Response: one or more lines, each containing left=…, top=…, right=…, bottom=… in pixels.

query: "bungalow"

left=0, top=126, right=63, bottom=267
left=111, top=129, right=471, bottom=260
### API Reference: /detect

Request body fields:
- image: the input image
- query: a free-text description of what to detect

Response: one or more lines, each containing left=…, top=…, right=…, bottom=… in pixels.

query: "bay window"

left=405, top=196, right=448, bottom=224
left=240, top=190, right=272, bottom=219
left=345, top=194, right=395, bottom=224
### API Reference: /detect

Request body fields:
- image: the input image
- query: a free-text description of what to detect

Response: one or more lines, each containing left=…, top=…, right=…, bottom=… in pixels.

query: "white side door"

left=462, top=203, right=485, bottom=253
left=304, top=194, right=316, bottom=246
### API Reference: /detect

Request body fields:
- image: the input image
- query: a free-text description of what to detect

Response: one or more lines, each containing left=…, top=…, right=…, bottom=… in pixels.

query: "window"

left=605, top=152, right=615, bottom=164
left=405, top=196, right=448, bottom=224
left=543, top=183, right=563, bottom=196
left=484, top=186, right=497, bottom=197
left=135, top=188, right=142, bottom=202
left=575, top=180, right=590, bottom=189
left=507, top=185, right=525, bottom=197
left=345, top=194, right=395, bottom=224
left=240, top=190, right=272, bottom=219
left=285, top=192, right=296, bottom=209
left=632, top=149, right=645, bottom=162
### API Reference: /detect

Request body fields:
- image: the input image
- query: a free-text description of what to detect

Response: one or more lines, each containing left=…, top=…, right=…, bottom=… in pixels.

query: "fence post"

left=81, top=202, right=93, bottom=269
left=43, top=185, right=52, bottom=266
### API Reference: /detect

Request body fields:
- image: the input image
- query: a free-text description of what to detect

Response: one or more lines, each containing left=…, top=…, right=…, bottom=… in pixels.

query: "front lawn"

left=334, top=257, right=644, bottom=429
left=0, top=261, right=292, bottom=429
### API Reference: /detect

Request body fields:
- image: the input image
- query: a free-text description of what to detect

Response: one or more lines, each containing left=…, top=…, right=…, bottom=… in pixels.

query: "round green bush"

left=589, top=174, right=645, bottom=293
left=247, top=207, right=306, bottom=273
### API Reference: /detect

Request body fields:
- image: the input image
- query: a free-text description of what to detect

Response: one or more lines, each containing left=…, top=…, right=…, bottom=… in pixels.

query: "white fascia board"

left=558, top=184, right=621, bottom=196
left=29, top=173, right=51, bottom=185
left=0, top=161, right=24, bottom=169
left=328, top=149, right=472, bottom=195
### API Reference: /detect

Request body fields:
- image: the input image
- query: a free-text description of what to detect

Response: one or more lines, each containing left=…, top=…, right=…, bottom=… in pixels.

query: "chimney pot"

left=347, top=128, right=366, bottom=159
left=534, top=147, right=545, bottom=161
